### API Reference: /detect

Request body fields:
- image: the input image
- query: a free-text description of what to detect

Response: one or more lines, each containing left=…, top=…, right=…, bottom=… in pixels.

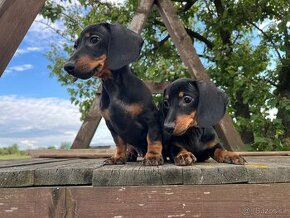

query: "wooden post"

left=128, top=0, right=155, bottom=34
left=71, top=90, right=102, bottom=149
left=0, top=0, right=46, bottom=77
left=71, top=0, right=155, bottom=149
left=155, top=0, right=244, bottom=150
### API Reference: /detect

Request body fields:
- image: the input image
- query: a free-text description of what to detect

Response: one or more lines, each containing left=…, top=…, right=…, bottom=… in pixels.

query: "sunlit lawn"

left=0, top=154, right=31, bottom=160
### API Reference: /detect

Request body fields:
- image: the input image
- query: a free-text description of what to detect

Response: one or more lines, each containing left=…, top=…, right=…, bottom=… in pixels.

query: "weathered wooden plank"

left=93, top=163, right=183, bottom=186
left=1, top=184, right=290, bottom=218
left=34, top=159, right=104, bottom=186
left=155, top=0, right=244, bottom=151
left=93, top=156, right=290, bottom=186
left=26, top=150, right=290, bottom=159
left=1, top=156, right=290, bottom=188
left=0, top=158, right=70, bottom=169
left=29, top=149, right=115, bottom=158
left=183, top=163, right=247, bottom=185
left=0, top=0, right=46, bottom=76
left=0, top=187, right=66, bottom=218
left=0, top=159, right=89, bottom=187
left=237, top=151, right=290, bottom=156
left=93, top=160, right=248, bottom=186
left=71, top=0, right=155, bottom=149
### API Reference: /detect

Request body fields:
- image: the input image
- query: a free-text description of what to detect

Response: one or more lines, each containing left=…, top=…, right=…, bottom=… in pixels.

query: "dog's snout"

left=64, top=62, right=75, bottom=74
left=164, top=122, right=175, bottom=134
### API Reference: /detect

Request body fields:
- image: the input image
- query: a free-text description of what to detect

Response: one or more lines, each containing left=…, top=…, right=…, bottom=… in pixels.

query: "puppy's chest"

left=100, top=97, right=145, bottom=131
left=174, top=129, right=205, bottom=152
left=101, top=98, right=143, bottom=116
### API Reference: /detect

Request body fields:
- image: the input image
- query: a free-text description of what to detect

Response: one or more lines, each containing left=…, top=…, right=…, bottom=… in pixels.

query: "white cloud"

left=15, top=47, right=42, bottom=56
left=54, top=0, right=81, bottom=7
left=20, top=13, right=69, bottom=52
left=19, top=0, right=127, bottom=51
left=101, top=0, right=126, bottom=5
left=4, top=64, right=34, bottom=74
left=0, top=95, right=114, bottom=149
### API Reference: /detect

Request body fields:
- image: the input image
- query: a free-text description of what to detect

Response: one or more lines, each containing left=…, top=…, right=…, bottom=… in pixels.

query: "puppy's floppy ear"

left=159, top=88, right=168, bottom=118
left=103, top=23, right=143, bottom=70
left=193, top=80, right=228, bottom=127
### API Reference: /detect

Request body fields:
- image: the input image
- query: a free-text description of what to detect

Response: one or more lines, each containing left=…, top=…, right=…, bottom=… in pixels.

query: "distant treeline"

left=0, top=144, right=27, bottom=155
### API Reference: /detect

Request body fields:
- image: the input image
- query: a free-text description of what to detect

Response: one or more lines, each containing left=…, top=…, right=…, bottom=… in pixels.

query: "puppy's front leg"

left=104, top=135, right=127, bottom=165
left=143, top=114, right=164, bottom=166
left=208, top=143, right=246, bottom=165
left=172, top=143, right=197, bottom=166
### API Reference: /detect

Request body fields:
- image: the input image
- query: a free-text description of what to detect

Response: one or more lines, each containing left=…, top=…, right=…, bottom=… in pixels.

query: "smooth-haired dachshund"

left=64, top=23, right=163, bottom=166
left=160, top=78, right=246, bottom=166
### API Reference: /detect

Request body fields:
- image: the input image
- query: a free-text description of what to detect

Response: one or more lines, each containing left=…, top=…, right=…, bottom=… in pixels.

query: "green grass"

left=0, top=154, right=31, bottom=160
left=0, top=144, right=31, bottom=160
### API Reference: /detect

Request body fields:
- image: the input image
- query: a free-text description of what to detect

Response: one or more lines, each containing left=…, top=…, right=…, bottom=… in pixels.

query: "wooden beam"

left=28, top=149, right=115, bottom=158
left=237, top=151, right=290, bottom=156
left=0, top=0, right=45, bottom=77
left=71, top=91, right=102, bottom=149
left=128, top=0, right=155, bottom=34
left=71, top=0, right=155, bottom=149
left=28, top=150, right=290, bottom=159
left=1, top=184, right=290, bottom=217
left=155, top=0, right=244, bottom=151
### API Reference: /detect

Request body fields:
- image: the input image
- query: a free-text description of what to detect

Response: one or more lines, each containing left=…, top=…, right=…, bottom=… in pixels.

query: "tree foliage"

left=41, top=0, right=290, bottom=150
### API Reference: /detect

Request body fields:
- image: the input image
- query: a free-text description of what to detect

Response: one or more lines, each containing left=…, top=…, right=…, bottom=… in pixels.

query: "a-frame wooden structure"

left=0, top=0, right=244, bottom=151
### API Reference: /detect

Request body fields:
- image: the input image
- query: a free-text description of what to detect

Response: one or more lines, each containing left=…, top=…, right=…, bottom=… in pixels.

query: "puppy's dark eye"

left=163, top=100, right=169, bottom=109
left=183, top=96, right=193, bottom=104
left=90, top=36, right=100, bottom=44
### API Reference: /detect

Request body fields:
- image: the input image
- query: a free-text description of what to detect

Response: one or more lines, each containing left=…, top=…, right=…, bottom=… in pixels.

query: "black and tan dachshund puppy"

left=64, top=23, right=163, bottom=166
left=161, top=78, right=246, bottom=166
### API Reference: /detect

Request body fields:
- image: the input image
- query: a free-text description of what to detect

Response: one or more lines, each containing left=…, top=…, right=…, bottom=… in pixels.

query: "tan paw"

left=103, top=156, right=127, bottom=165
left=143, top=153, right=164, bottom=166
left=174, top=151, right=197, bottom=166
left=215, top=151, right=246, bottom=165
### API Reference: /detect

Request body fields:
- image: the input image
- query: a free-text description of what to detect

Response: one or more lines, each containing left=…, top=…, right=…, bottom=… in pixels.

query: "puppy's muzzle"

left=63, top=61, right=95, bottom=80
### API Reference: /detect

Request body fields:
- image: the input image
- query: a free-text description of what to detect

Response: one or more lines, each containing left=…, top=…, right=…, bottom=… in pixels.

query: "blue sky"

left=0, top=8, right=114, bottom=149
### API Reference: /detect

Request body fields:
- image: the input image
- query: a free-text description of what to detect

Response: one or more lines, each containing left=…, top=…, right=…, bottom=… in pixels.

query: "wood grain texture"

left=28, top=150, right=290, bottom=159
left=93, top=160, right=248, bottom=186
left=1, top=184, right=290, bottom=218
left=0, top=159, right=104, bottom=187
left=29, top=149, right=115, bottom=158
left=128, top=0, right=154, bottom=34
left=237, top=151, right=290, bottom=156
left=155, top=0, right=244, bottom=151
left=1, top=156, right=290, bottom=187
left=0, top=0, right=45, bottom=76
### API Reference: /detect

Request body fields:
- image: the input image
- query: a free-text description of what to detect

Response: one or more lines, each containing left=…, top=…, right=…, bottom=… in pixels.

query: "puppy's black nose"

left=64, top=62, right=75, bottom=74
left=164, top=122, right=175, bottom=134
